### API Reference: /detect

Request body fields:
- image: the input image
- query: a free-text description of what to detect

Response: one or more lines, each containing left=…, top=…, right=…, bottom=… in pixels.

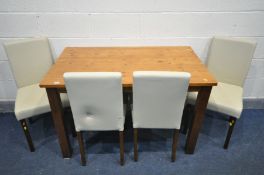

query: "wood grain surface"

left=40, top=46, right=217, bottom=88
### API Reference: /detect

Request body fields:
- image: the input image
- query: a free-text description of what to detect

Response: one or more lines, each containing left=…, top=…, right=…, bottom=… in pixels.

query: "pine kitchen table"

left=40, top=46, right=217, bottom=158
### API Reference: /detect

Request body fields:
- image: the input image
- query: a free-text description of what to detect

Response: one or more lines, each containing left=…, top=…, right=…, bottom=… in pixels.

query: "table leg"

left=185, top=86, right=212, bottom=154
left=46, top=88, right=72, bottom=158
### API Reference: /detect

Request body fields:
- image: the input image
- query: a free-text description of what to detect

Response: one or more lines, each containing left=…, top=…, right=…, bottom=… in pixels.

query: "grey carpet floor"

left=0, top=109, right=263, bottom=175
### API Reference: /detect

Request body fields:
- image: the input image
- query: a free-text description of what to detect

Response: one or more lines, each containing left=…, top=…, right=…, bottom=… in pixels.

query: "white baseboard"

left=0, top=98, right=263, bottom=113
left=0, top=101, right=15, bottom=113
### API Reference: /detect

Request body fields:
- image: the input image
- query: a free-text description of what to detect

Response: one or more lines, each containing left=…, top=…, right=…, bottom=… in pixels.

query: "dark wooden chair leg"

left=171, top=129, right=179, bottom=162
left=181, top=105, right=192, bottom=134
left=71, top=122, right=77, bottom=138
left=77, top=131, right=86, bottom=166
left=119, top=131, right=125, bottom=166
left=20, top=119, right=35, bottom=152
left=224, top=117, right=237, bottom=149
left=64, top=108, right=77, bottom=138
left=133, top=128, right=138, bottom=161
left=69, top=116, right=77, bottom=138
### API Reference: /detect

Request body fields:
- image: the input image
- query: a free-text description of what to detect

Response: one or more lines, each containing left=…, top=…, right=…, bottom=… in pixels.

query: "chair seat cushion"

left=15, top=83, right=69, bottom=120
left=187, top=82, right=243, bottom=118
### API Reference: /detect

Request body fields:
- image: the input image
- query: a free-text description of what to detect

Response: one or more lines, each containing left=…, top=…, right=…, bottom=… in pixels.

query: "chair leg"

left=224, top=117, right=237, bottom=149
left=69, top=116, right=77, bottom=138
left=171, top=129, right=179, bottom=162
left=20, top=119, right=35, bottom=152
left=77, top=131, right=86, bottom=166
left=133, top=128, right=138, bottom=161
left=119, top=131, right=125, bottom=166
left=181, top=104, right=192, bottom=134
left=65, top=108, right=77, bottom=137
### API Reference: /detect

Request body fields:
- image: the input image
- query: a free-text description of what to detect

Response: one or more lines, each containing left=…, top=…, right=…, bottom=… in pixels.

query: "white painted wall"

left=0, top=0, right=264, bottom=101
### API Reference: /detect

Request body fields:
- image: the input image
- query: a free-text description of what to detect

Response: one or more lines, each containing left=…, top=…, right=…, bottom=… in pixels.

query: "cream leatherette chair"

left=187, top=37, right=256, bottom=149
left=132, top=71, right=190, bottom=162
left=4, top=38, right=69, bottom=152
left=64, top=72, right=125, bottom=166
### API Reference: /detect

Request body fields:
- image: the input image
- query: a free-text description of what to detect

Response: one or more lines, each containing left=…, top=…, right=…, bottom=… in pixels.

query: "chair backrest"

left=206, top=37, right=256, bottom=87
left=132, top=71, right=191, bottom=129
left=4, top=37, right=53, bottom=88
left=64, top=72, right=124, bottom=132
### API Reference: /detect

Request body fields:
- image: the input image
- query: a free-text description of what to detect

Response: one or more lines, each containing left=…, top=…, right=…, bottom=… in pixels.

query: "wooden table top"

left=40, top=46, right=217, bottom=88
